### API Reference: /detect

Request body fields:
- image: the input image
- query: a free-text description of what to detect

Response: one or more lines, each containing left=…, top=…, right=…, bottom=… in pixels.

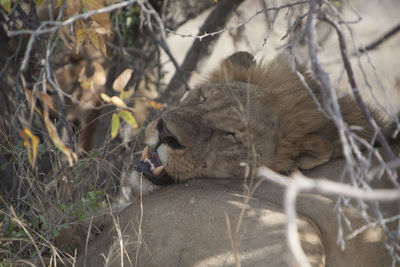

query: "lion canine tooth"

left=152, top=165, right=164, bottom=176
left=141, top=146, right=150, bottom=160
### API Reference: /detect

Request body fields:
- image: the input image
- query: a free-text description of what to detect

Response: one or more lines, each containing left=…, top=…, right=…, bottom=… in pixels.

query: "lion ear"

left=222, top=51, right=255, bottom=69
left=207, top=51, right=256, bottom=83
left=297, top=135, right=332, bottom=169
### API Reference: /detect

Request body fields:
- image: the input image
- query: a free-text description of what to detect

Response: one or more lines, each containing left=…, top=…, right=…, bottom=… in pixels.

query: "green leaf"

left=77, top=209, right=85, bottom=221
left=88, top=191, right=95, bottom=200
left=111, top=112, right=119, bottom=139
left=56, top=204, right=64, bottom=212
left=89, top=150, right=98, bottom=158
left=118, top=110, right=138, bottom=129
left=53, top=228, right=60, bottom=238
left=87, top=29, right=99, bottom=49
left=120, top=89, right=134, bottom=100
left=0, top=0, right=11, bottom=13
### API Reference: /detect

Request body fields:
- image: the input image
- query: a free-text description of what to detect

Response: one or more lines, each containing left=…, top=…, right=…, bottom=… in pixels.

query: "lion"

left=121, top=51, right=396, bottom=198
left=73, top=52, right=399, bottom=267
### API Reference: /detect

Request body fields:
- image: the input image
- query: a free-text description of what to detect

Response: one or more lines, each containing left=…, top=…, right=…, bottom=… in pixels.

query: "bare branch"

left=318, top=13, right=398, bottom=177
left=257, top=166, right=400, bottom=267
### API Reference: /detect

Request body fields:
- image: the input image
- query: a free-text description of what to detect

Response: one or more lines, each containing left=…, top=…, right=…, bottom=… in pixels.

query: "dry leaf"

left=82, top=0, right=111, bottom=30
left=92, top=62, right=106, bottom=85
left=66, top=0, right=82, bottom=17
left=24, top=89, right=35, bottom=111
left=147, top=100, right=167, bottom=110
left=39, top=93, right=58, bottom=115
left=110, top=96, right=127, bottom=108
left=113, top=69, right=133, bottom=92
left=19, top=128, right=39, bottom=167
left=97, top=32, right=107, bottom=54
left=44, top=109, right=78, bottom=166
left=101, top=93, right=111, bottom=102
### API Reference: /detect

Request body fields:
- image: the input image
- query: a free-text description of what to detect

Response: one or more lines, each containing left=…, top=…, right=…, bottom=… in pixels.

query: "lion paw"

left=118, top=170, right=161, bottom=205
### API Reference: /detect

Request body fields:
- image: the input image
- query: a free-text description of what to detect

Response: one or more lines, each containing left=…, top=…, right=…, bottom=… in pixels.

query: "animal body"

left=80, top=52, right=399, bottom=267
left=135, top=51, right=392, bottom=189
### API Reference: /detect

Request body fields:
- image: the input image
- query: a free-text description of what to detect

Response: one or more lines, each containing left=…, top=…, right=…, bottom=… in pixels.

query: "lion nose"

left=157, top=119, right=184, bottom=149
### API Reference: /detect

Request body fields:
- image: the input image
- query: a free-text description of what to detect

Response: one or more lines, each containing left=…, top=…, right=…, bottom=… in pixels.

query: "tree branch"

left=162, top=0, right=246, bottom=105
left=357, top=22, right=400, bottom=54
left=256, top=166, right=400, bottom=267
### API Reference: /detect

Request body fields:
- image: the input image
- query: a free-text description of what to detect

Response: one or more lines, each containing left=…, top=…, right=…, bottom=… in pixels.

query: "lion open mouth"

left=136, top=146, right=174, bottom=186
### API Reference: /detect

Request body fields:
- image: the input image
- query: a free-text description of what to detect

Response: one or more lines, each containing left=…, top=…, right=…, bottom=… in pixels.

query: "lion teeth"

left=141, top=146, right=150, bottom=160
left=152, top=165, right=164, bottom=176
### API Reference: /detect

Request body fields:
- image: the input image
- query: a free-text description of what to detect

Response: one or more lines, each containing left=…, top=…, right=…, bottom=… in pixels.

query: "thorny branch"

left=161, top=0, right=308, bottom=40
left=163, top=0, right=246, bottom=104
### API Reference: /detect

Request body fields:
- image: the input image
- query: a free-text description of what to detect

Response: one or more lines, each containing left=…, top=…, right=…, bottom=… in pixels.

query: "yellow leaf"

left=0, top=0, right=11, bottom=13
left=19, top=128, right=39, bottom=167
left=110, top=96, right=127, bottom=108
left=101, top=93, right=111, bottom=103
left=56, top=0, right=63, bottom=7
left=75, top=28, right=86, bottom=53
left=43, top=110, right=78, bottom=166
left=35, top=0, right=45, bottom=7
left=147, top=100, right=167, bottom=110
left=118, top=110, right=138, bottom=129
left=111, top=113, right=119, bottom=139
left=113, top=69, right=133, bottom=92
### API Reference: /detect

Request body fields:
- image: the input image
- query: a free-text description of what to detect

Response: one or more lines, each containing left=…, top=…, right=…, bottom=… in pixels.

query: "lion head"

left=136, top=52, right=383, bottom=185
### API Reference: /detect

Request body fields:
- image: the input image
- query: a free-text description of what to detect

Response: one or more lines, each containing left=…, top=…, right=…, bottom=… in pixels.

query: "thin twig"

left=357, top=23, right=400, bottom=54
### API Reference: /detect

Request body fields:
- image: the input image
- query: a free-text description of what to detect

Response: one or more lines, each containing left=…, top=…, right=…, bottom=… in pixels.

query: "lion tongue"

left=140, top=146, right=165, bottom=176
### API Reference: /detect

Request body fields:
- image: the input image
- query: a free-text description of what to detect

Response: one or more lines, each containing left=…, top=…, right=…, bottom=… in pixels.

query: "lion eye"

left=223, top=131, right=239, bottom=144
